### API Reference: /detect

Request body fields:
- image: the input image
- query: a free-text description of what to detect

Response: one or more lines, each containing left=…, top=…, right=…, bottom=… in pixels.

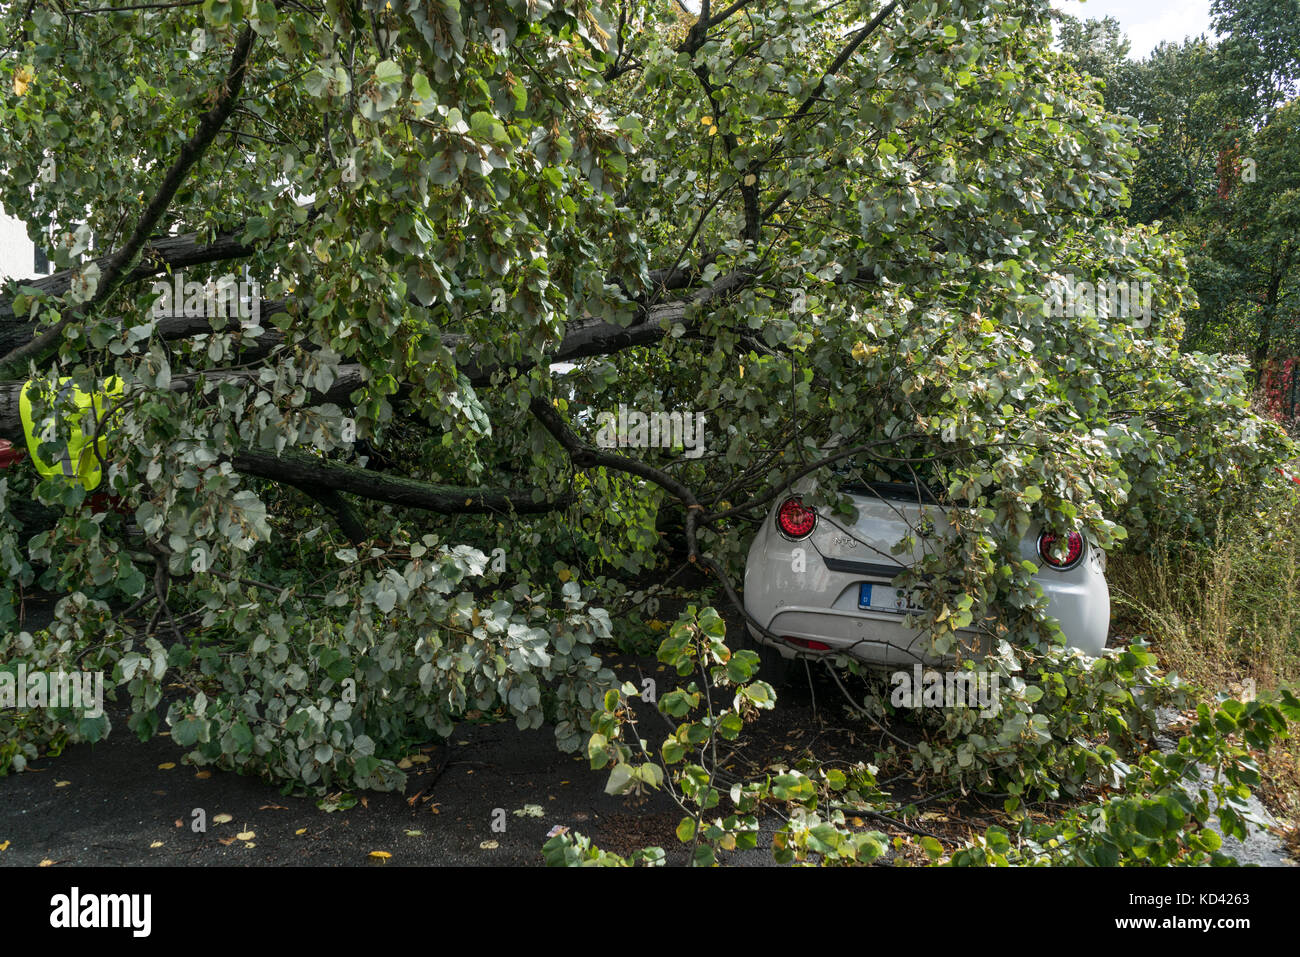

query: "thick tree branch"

left=0, top=229, right=261, bottom=328
left=528, top=395, right=700, bottom=507
left=0, top=267, right=752, bottom=444
left=790, top=0, right=902, bottom=126
left=604, top=0, right=754, bottom=81
left=1, top=252, right=713, bottom=376
left=231, top=448, right=570, bottom=516
left=287, top=483, right=370, bottom=545
left=0, top=271, right=744, bottom=436
left=459, top=267, right=750, bottom=384
left=528, top=391, right=771, bottom=636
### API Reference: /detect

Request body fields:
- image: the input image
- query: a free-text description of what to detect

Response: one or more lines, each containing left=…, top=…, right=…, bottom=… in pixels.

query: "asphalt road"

left=1154, top=709, right=1294, bottom=867
left=1, top=602, right=1293, bottom=867
left=0, top=654, right=731, bottom=867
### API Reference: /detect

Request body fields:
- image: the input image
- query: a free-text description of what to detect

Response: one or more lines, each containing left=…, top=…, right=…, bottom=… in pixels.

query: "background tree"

left=1058, top=1, right=1300, bottom=364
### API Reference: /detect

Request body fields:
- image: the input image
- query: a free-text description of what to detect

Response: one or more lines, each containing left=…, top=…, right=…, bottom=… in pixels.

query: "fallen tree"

left=0, top=0, right=1293, bottom=839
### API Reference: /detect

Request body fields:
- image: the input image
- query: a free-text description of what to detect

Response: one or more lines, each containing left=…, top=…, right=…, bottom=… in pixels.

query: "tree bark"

left=231, top=447, right=569, bottom=516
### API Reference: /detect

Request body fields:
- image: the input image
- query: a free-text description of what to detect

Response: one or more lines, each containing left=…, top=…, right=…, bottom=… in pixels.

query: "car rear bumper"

left=743, top=523, right=1110, bottom=666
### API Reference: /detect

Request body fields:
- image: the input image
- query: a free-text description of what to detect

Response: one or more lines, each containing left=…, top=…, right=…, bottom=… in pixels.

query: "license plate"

left=858, top=582, right=909, bottom=613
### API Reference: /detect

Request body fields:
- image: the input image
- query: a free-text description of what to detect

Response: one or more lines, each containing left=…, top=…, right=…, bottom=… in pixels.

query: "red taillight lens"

left=782, top=636, right=831, bottom=651
left=1038, top=531, right=1084, bottom=570
left=0, top=439, right=24, bottom=469
left=776, top=496, right=816, bottom=538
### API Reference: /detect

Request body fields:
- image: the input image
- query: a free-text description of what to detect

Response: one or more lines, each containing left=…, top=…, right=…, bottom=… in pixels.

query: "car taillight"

left=776, top=496, right=816, bottom=538
left=0, top=439, right=24, bottom=469
left=1038, top=531, right=1084, bottom=570
left=782, top=636, right=831, bottom=651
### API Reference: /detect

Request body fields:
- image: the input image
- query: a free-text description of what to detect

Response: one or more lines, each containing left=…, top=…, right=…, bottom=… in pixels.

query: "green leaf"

left=920, top=836, right=944, bottom=861
left=470, top=110, right=508, bottom=145
left=375, top=60, right=403, bottom=85
left=604, top=763, right=634, bottom=795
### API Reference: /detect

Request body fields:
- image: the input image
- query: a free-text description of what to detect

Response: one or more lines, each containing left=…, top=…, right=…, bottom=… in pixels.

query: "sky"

left=1054, top=0, right=1217, bottom=59
left=677, top=1, right=1219, bottom=61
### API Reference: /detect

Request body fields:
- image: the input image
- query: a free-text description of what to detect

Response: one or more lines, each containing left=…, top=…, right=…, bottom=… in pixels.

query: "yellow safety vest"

left=19, top=377, right=123, bottom=491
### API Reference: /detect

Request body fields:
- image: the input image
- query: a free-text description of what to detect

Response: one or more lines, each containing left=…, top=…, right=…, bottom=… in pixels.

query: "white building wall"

left=0, top=207, right=52, bottom=283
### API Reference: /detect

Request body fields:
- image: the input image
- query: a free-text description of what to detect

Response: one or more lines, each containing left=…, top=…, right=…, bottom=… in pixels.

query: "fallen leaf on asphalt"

left=546, top=825, right=569, bottom=838
left=212, top=814, right=233, bottom=825
left=39, top=859, right=54, bottom=867
left=368, top=850, right=391, bottom=860
left=244, top=842, right=256, bottom=849
left=405, top=830, right=423, bottom=837
left=157, top=763, right=175, bottom=770
left=0, top=841, right=10, bottom=852
left=479, top=840, right=498, bottom=850
left=236, top=831, right=255, bottom=841
left=174, top=820, right=183, bottom=828
left=429, top=804, right=441, bottom=815
left=397, top=757, right=412, bottom=769
left=316, top=792, right=358, bottom=813
left=360, top=796, right=368, bottom=808
left=55, top=781, right=70, bottom=788
left=150, top=841, right=163, bottom=849
left=513, top=804, right=544, bottom=818
left=195, top=771, right=211, bottom=779
left=406, top=791, right=423, bottom=807
left=218, top=837, right=237, bottom=846
left=258, top=804, right=287, bottom=810
left=851, top=817, right=865, bottom=827
left=408, top=754, right=430, bottom=764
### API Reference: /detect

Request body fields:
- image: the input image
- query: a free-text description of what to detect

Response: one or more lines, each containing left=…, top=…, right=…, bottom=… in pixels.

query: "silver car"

left=743, top=479, right=1109, bottom=667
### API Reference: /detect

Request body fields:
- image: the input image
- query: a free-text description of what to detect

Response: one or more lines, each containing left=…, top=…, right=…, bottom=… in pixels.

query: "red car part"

left=0, top=439, right=26, bottom=469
